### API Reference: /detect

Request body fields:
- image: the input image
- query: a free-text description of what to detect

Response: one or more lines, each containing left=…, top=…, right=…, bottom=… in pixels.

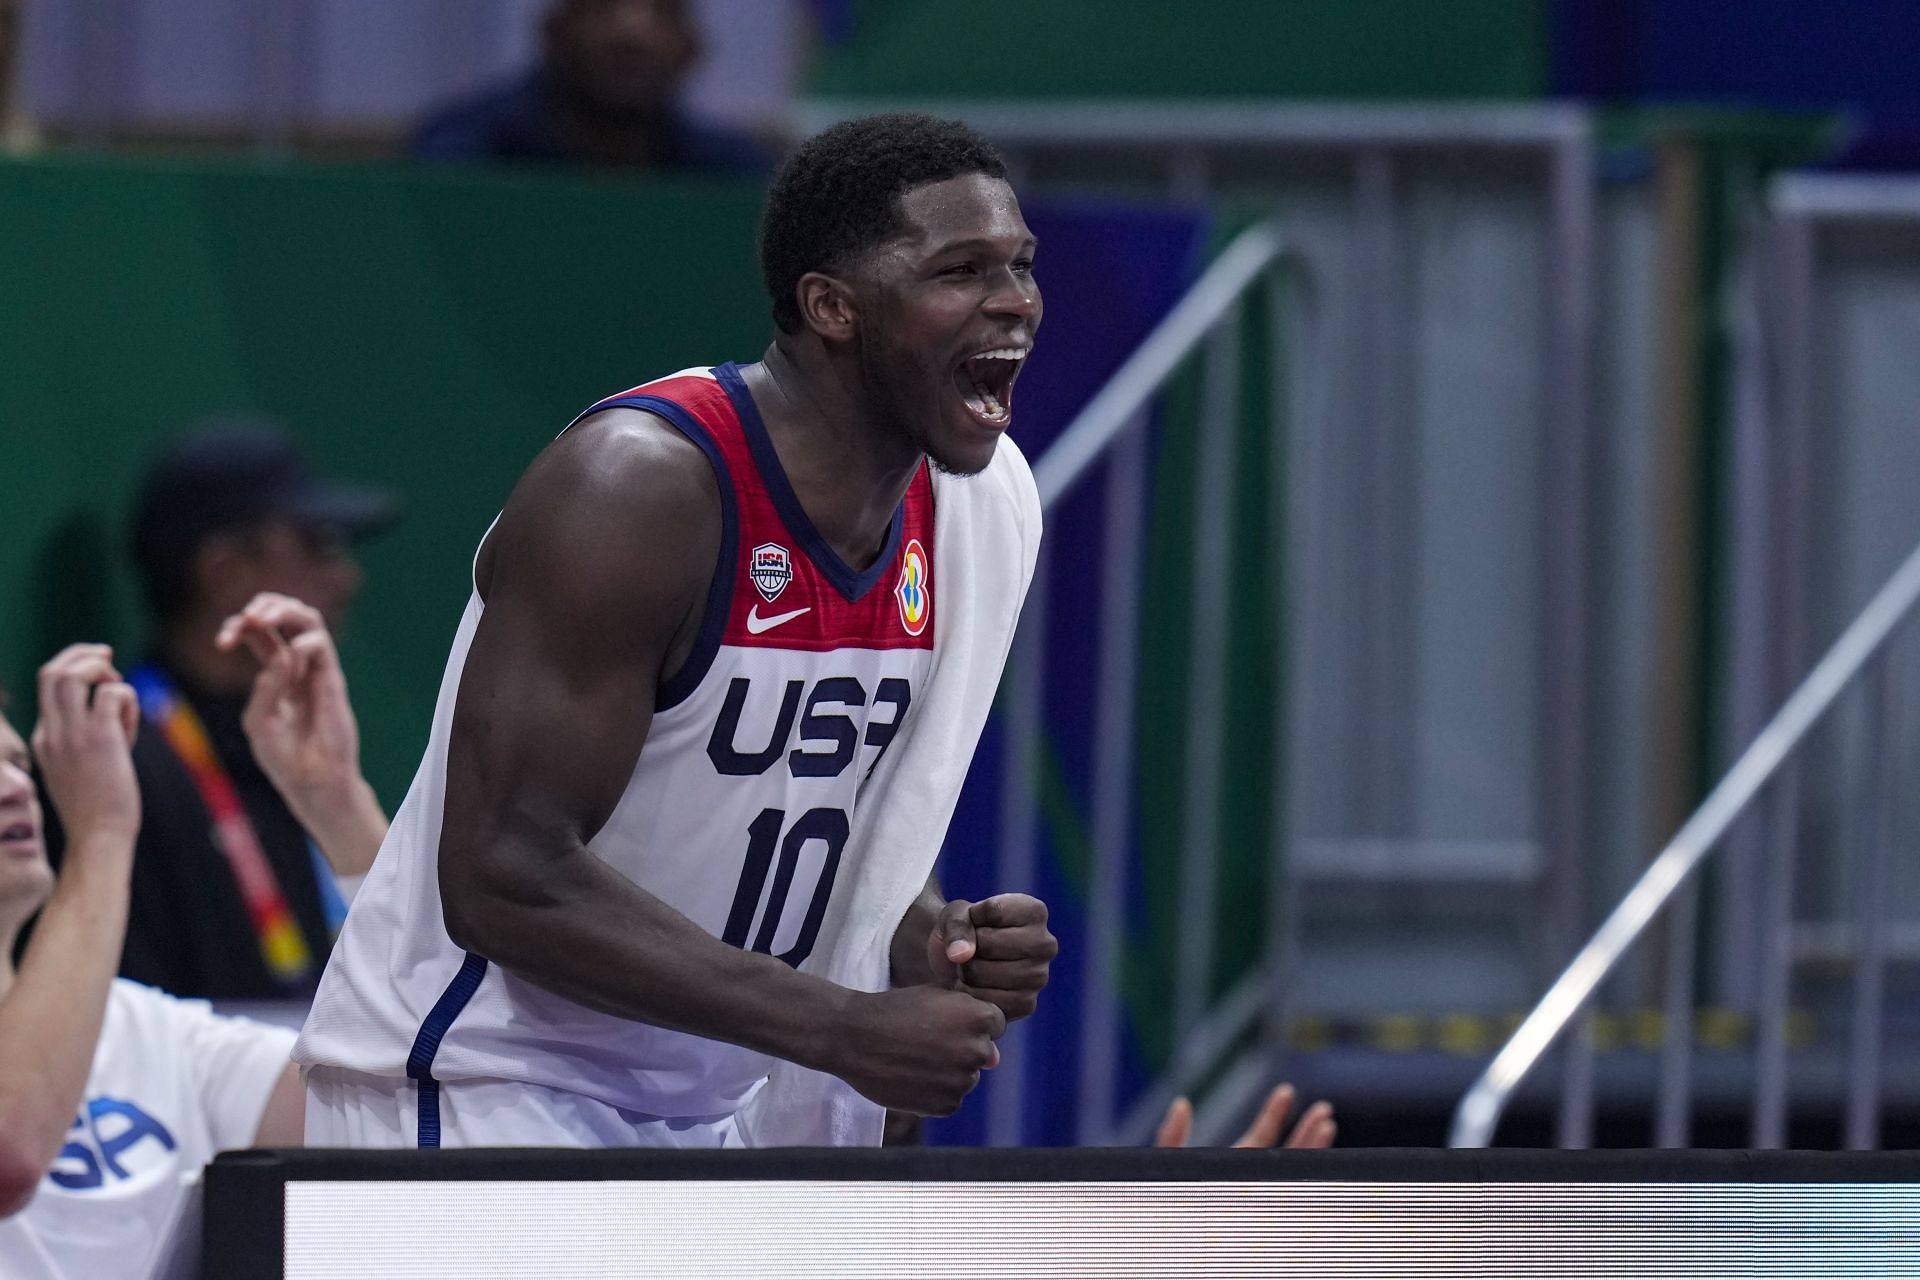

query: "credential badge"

left=750, top=542, right=793, bottom=603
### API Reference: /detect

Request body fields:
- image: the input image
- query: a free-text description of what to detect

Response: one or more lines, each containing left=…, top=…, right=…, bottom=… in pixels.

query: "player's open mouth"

left=0, top=821, right=39, bottom=855
left=955, top=346, right=1028, bottom=427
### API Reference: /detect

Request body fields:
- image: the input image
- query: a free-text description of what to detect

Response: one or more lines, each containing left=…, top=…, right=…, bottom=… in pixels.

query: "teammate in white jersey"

left=0, top=648, right=296, bottom=1280
left=297, top=113, right=1057, bottom=1146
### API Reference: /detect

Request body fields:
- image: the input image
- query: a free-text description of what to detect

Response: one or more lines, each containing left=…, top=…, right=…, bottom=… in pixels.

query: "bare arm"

left=220, top=593, right=386, bottom=877
left=439, top=412, right=1002, bottom=1116
left=252, top=1063, right=305, bottom=1147
left=0, top=648, right=141, bottom=1217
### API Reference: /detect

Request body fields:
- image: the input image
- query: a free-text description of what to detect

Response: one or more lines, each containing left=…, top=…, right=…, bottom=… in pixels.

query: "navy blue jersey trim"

left=415, top=1076, right=443, bottom=1147
left=713, top=361, right=903, bottom=604
left=566, top=390, right=739, bottom=714
left=405, top=950, right=489, bottom=1148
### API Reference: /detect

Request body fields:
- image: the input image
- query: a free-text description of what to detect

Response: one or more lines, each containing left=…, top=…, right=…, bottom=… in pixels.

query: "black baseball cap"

left=130, top=421, right=401, bottom=617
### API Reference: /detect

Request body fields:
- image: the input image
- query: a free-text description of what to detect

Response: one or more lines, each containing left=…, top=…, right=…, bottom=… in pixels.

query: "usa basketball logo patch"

left=895, top=538, right=929, bottom=636
left=750, top=543, right=792, bottom=603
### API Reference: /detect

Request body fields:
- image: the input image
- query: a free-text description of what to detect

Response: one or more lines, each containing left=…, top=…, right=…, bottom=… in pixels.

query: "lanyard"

left=129, top=664, right=316, bottom=990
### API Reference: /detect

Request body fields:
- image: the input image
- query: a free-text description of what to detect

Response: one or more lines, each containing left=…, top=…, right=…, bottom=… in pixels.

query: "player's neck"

left=746, top=344, right=923, bottom=573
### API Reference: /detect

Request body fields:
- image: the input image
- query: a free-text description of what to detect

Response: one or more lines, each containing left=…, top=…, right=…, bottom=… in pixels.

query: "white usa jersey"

left=294, top=364, right=937, bottom=1129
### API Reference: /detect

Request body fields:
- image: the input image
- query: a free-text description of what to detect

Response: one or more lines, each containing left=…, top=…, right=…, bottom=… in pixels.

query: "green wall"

left=0, top=154, right=770, bottom=806
left=812, top=0, right=1547, bottom=101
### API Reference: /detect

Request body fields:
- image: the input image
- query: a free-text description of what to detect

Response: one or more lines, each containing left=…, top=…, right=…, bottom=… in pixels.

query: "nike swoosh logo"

left=746, top=604, right=812, bottom=635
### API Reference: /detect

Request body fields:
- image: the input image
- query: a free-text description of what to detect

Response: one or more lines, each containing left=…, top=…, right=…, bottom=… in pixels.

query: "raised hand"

left=217, top=592, right=385, bottom=875
left=928, top=893, right=1056, bottom=1021
left=829, top=983, right=1007, bottom=1116
left=217, top=592, right=359, bottom=802
left=32, top=645, right=140, bottom=848
left=1154, top=1083, right=1337, bottom=1149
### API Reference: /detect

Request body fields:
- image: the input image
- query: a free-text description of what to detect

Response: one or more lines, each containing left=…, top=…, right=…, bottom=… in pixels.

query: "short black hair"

left=760, top=113, right=1008, bottom=334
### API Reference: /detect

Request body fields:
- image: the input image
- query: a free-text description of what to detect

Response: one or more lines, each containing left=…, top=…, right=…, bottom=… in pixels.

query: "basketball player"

left=295, top=114, right=1056, bottom=1148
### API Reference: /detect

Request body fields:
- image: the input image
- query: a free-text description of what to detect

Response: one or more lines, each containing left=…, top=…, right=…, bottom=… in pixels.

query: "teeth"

left=959, top=346, right=1022, bottom=423
left=962, top=377, right=1008, bottom=422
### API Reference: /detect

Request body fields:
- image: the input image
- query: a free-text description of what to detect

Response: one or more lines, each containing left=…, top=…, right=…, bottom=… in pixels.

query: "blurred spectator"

left=409, top=0, right=773, bottom=175
left=0, top=0, right=38, bottom=154
left=44, top=424, right=397, bottom=1000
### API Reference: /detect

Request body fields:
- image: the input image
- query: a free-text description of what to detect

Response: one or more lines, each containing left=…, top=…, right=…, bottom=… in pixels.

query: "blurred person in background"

left=0, top=0, right=39, bottom=154
left=409, top=0, right=772, bottom=175
left=47, top=423, right=397, bottom=1001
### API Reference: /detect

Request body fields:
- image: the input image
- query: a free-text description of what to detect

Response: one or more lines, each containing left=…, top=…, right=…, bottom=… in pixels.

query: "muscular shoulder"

left=481, top=407, right=722, bottom=620
left=514, top=407, right=719, bottom=537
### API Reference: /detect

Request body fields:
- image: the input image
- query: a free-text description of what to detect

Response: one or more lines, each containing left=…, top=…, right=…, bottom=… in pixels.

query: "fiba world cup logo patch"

left=895, top=538, right=930, bottom=636
left=750, top=543, right=793, bottom=603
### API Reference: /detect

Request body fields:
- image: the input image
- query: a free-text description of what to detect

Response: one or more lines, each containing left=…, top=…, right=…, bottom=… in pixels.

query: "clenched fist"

left=827, top=983, right=1007, bottom=1116
left=929, top=893, right=1056, bottom=1022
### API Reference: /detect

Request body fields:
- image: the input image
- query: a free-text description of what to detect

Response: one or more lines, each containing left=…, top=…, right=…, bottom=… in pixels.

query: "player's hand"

left=1153, top=1083, right=1337, bottom=1149
left=218, top=592, right=363, bottom=808
left=928, top=893, right=1056, bottom=1021
left=832, top=984, right=1007, bottom=1117
left=32, top=644, right=141, bottom=847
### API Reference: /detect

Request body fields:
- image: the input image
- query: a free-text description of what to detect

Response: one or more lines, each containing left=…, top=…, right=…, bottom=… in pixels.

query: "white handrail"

left=795, top=101, right=1589, bottom=149
left=1450, top=534, right=1920, bottom=1147
left=1031, top=221, right=1289, bottom=508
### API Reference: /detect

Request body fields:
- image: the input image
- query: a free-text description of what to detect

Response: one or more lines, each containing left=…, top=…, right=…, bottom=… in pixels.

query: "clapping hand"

left=32, top=645, right=140, bottom=848
left=1155, top=1083, right=1337, bottom=1149
left=217, top=592, right=385, bottom=876
left=217, top=592, right=360, bottom=806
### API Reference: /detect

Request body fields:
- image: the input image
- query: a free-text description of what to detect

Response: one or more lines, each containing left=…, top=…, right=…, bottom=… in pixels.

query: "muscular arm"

left=439, top=413, right=1001, bottom=1110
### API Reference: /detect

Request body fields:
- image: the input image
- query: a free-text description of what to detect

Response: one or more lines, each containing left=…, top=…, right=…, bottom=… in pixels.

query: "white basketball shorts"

left=303, top=1066, right=751, bottom=1149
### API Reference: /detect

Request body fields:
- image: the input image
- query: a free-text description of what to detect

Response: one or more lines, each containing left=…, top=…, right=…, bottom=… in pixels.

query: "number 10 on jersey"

left=721, top=807, right=848, bottom=968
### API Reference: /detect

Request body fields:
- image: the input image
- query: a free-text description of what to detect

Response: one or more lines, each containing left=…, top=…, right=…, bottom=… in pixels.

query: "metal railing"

left=884, top=102, right=1603, bottom=1148
left=1450, top=535, right=1920, bottom=1147
left=989, top=219, right=1320, bottom=1147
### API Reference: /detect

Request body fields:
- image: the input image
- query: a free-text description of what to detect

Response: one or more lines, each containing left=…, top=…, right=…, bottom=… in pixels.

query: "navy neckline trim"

left=714, top=361, right=903, bottom=604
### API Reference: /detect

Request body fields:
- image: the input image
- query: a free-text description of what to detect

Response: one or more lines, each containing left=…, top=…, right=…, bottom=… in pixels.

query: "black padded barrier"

left=204, top=1146, right=1920, bottom=1279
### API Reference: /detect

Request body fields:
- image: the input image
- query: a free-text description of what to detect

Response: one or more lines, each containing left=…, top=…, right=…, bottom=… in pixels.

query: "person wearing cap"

left=55, top=422, right=400, bottom=1001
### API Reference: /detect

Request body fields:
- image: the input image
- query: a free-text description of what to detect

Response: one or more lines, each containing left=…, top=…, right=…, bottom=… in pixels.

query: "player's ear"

left=796, top=272, right=858, bottom=343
